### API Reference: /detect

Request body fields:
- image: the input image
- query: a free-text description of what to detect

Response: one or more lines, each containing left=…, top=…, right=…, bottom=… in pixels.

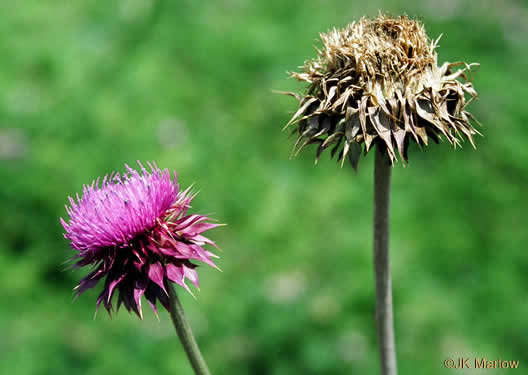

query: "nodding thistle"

left=280, top=14, right=481, bottom=375
left=282, top=14, right=480, bottom=169
left=61, top=162, right=219, bottom=375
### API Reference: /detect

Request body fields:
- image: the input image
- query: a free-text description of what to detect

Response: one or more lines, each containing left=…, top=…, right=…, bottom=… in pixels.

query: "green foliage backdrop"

left=1, top=1, right=527, bottom=374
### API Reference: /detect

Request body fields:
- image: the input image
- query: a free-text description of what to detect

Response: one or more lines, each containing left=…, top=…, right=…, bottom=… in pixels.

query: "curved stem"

left=373, top=148, right=397, bottom=375
left=168, top=284, right=212, bottom=375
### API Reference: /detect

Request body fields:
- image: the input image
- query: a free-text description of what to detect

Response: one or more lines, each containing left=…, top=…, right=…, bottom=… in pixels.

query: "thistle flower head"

left=61, top=162, right=221, bottom=318
left=283, top=14, right=481, bottom=168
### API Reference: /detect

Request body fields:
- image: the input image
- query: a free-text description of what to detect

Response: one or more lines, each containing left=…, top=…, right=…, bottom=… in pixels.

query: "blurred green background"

left=1, top=0, right=527, bottom=374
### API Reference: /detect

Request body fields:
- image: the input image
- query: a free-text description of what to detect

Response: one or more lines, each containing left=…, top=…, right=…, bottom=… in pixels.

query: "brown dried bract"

left=283, top=14, right=481, bottom=169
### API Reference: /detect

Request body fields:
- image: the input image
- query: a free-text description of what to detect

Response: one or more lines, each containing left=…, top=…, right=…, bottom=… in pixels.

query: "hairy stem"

left=168, top=284, right=212, bottom=375
left=373, top=148, right=397, bottom=375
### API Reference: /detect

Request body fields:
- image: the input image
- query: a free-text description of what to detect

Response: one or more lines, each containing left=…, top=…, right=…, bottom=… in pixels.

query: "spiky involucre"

left=61, top=162, right=221, bottom=319
left=283, top=14, right=481, bottom=168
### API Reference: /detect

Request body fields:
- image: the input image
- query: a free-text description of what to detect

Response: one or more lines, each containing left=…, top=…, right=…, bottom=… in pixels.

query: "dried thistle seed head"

left=282, top=14, right=481, bottom=168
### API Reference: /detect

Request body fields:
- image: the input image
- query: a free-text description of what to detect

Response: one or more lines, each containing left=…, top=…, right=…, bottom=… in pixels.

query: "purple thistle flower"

left=61, top=162, right=221, bottom=319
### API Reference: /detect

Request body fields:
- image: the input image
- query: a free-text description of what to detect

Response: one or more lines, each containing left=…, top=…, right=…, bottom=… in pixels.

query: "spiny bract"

left=282, top=14, right=481, bottom=168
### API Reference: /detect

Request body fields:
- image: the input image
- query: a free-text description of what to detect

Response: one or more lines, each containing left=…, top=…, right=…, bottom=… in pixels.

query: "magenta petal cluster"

left=61, top=162, right=220, bottom=318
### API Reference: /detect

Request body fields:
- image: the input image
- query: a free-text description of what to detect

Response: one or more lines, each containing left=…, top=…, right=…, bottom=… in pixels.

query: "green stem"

left=168, top=284, right=212, bottom=375
left=373, top=148, right=397, bottom=375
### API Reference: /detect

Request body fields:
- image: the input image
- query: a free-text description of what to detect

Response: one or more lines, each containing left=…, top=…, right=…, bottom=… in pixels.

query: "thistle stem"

left=373, top=148, right=397, bottom=375
left=168, top=284, right=212, bottom=375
